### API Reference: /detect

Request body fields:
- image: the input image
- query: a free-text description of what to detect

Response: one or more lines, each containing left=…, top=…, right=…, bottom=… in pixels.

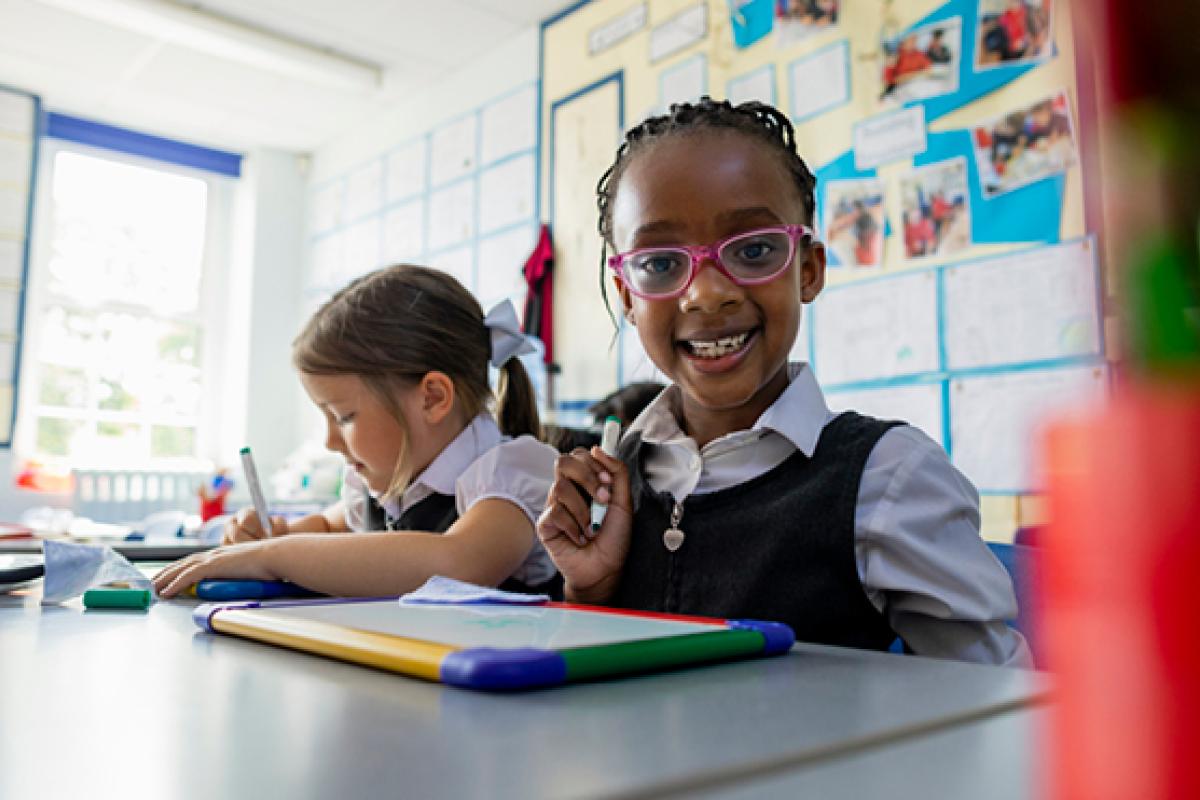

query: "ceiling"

left=0, top=0, right=571, bottom=153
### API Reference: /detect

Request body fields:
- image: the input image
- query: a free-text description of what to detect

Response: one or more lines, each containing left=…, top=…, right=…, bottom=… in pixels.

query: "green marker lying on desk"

left=83, top=581, right=152, bottom=610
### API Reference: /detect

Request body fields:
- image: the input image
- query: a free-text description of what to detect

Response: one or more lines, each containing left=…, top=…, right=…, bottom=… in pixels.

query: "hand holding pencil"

left=222, top=447, right=288, bottom=545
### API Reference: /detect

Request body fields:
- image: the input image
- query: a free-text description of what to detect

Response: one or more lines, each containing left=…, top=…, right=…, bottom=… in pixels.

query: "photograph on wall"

left=776, top=0, right=838, bottom=47
left=879, top=17, right=962, bottom=105
left=899, top=157, right=971, bottom=260
left=823, top=178, right=885, bottom=269
left=972, top=90, right=1076, bottom=196
left=975, top=0, right=1054, bottom=68
left=729, top=0, right=774, bottom=50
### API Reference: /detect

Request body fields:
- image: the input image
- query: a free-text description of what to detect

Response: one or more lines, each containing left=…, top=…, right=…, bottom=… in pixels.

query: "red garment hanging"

left=522, top=224, right=554, bottom=364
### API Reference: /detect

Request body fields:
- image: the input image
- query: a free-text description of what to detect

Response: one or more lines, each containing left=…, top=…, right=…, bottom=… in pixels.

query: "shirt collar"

left=625, top=362, right=833, bottom=457
left=404, top=414, right=501, bottom=503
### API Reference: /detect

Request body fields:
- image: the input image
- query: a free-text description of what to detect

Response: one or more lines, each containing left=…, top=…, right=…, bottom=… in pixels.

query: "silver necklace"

left=663, top=500, right=685, bottom=552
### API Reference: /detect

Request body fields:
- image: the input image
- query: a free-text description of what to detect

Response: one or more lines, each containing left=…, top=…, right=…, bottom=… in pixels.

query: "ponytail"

left=495, top=356, right=542, bottom=440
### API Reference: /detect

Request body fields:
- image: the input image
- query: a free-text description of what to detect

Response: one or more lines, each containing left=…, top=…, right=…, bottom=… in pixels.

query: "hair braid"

left=595, top=97, right=818, bottom=321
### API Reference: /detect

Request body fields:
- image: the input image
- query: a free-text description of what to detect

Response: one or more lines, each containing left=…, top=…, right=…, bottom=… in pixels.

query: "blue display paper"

left=895, top=0, right=1045, bottom=125
left=728, top=0, right=774, bottom=49
left=917, top=129, right=1064, bottom=245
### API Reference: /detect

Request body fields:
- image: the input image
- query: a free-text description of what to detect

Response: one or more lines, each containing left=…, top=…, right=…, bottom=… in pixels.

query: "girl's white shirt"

left=340, top=414, right=558, bottom=587
left=626, top=362, right=1032, bottom=668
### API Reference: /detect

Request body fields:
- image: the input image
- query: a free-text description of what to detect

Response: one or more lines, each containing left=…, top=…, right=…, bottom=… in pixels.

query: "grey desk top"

left=0, top=590, right=1049, bottom=800
left=693, top=706, right=1047, bottom=800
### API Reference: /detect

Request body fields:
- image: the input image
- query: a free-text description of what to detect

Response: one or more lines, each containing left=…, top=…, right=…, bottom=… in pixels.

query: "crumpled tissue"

left=399, top=575, right=549, bottom=606
left=41, top=539, right=153, bottom=605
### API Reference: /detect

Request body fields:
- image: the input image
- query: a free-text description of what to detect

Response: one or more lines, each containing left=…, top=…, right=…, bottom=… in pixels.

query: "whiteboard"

left=343, top=159, right=383, bottom=222
left=427, top=180, right=476, bottom=251
left=728, top=65, right=775, bottom=106
left=478, top=154, right=535, bottom=235
left=430, top=244, right=474, bottom=293
left=813, top=270, right=940, bottom=386
left=385, top=138, right=427, bottom=203
left=253, top=600, right=723, bottom=650
left=950, top=364, right=1108, bottom=492
left=944, top=239, right=1102, bottom=370
left=827, top=382, right=945, bottom=448
left=382, top=200, right=425, bottom=265
left=477, top=225, right=535, bottom=309
left=430, top=114, right=478, bottom=187
left=660, top=54, right=706, bottom=107
left=480, top=85, right=536, bottom=165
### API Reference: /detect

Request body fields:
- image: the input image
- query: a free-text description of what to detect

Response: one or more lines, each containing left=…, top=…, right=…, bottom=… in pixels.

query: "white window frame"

left=16, top=138, right=237, bottom=470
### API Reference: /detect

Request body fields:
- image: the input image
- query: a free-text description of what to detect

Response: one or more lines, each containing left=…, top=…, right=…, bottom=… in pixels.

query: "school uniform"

left=340, top=413, right=561, bottom=597
left=615, top=362, right=1032, bottom=667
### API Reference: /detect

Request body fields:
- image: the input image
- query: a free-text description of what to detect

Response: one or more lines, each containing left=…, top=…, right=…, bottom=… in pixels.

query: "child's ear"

left=417, top=371, right=456, bottom=424
left=800, top=240, right=827, bottom=303
left=613, top=275, right=636, bottom=325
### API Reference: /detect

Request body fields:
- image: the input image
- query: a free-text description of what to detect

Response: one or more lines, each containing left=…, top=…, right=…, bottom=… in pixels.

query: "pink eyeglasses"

left=607, top=224, right=815, bottom=300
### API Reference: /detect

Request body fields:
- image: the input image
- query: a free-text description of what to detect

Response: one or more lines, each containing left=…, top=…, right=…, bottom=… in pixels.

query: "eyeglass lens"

left=624, top=228, right=794, bottom=295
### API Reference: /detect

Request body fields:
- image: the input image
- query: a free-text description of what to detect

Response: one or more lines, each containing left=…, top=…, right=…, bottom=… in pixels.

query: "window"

left=20, top=146, right=230, bottom=468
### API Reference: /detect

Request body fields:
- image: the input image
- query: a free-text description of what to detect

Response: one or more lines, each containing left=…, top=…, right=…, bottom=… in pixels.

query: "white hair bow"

left=483, top=299, right=537, bottom=367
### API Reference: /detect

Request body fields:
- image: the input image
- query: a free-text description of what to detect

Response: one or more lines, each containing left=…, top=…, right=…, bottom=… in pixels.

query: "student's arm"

left=536, top=447, right=635, bottom=604
left=855, top=426, right=1033, bottom=667
left=154, top=498, right=535, bottom=598
left=221, top=501, right=348, bottom=544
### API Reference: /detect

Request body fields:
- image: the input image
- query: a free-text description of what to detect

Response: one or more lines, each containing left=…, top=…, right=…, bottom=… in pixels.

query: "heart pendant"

left=663, top=527, right=684, bottom=552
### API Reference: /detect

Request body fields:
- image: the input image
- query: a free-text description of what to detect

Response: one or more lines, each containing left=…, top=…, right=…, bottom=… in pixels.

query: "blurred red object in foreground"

left=1042, top=381, right=1200, bottom=799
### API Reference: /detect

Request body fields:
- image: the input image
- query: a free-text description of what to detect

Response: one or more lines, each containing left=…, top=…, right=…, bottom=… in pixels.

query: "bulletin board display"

left=0, top=86, right=39, bottom=447
left=540, top=0, right=1104, bottom=499
left=305, top=83, right=540, bottom=325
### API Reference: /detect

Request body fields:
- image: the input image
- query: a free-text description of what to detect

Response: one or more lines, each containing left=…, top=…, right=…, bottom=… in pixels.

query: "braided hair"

left=595, top=97, right=818, bottom=319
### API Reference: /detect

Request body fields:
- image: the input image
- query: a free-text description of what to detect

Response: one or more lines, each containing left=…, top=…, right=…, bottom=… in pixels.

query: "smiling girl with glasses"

left=536, top=97, right=1030, bottom=666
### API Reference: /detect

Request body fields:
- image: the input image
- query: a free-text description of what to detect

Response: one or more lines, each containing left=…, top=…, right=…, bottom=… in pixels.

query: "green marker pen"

left=83, top=586, right=153, bottom=610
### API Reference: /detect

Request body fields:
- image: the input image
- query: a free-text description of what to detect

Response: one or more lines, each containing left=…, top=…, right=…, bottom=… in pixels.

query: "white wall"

left=228, top=149, right=308, bottom=486
left=311, top=28, right=539, bottom=184
left=289, top=25, right=543, bottom=449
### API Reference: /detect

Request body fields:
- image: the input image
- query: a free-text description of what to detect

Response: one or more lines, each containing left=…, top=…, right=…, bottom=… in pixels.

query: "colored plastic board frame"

left=193, top=598, right=794, bottom=692
left=193, top=579, right=319, bottom=601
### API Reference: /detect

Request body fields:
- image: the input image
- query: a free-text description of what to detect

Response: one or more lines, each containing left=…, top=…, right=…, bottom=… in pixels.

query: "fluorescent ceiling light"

left=34, top=0, right=384, bottom=92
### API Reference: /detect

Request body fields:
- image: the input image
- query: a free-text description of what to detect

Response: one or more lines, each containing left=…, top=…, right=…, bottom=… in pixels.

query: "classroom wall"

left=230, top=149, right=308, bottom=485
left=297, top=27, right=546, bottom=439
left=539, top=0, right=1109, bottom=539
left=311, top=30, right=540, bottom=186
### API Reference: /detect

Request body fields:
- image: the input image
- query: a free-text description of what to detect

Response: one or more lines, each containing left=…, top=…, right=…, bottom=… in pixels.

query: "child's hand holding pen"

left=222, top=446, right=289, bottom=545
left=221, top=506, right=289, bottom=545
left=536, top=428, right=633, bottom=606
